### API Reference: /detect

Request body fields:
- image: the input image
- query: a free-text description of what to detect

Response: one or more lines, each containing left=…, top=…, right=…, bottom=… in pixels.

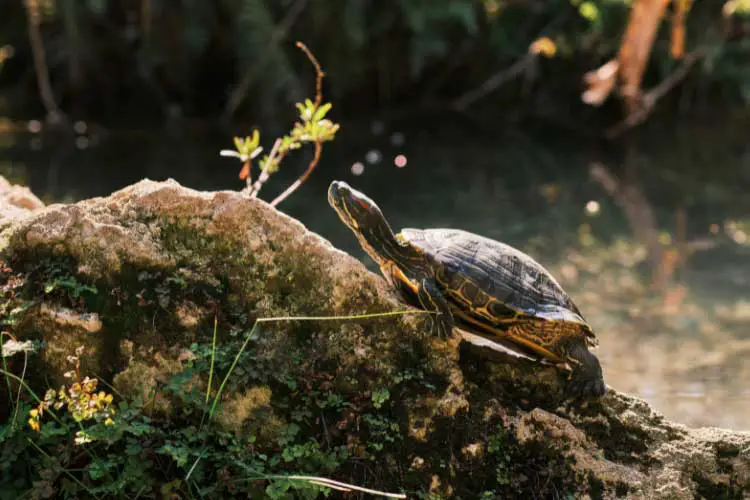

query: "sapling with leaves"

left=220, top=41, right=340, bottom=207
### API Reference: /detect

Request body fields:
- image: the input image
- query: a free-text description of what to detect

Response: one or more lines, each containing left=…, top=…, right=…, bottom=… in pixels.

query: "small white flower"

left=219, top=146, right=263, bottom=162
left=74, top=431, right=93, bottom=445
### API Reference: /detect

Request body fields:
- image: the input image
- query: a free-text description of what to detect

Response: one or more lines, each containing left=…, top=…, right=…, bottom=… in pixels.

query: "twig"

left=222, top=0, right=309, bottom=122
left=242, top=158, right=252, bottom=190
left=23, top=0, right=65, bottom=124
left=320, top=411, right=331, bottom=449
left=605, top=47, right=706, bottom=138
left=284, top=475, right=407, bottom=498
left=451, top=10, right=569, bottom=111
left=270, top=142, right=322, bottom=207
left=248, top=138, right=282, bottom=198
left=452, top=53, right=536, bottom=111
left=295, top=41, right=325, bottom=108
left=268, top=42, right=326, bottom=207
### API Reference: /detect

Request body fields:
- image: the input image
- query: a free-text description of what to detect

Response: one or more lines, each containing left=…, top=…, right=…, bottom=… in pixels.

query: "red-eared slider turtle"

left=328, top=180, right=605, bottom=398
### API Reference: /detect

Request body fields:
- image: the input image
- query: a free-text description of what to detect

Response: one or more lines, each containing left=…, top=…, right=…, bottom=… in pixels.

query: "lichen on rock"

left=1, top=177, right=748, bottom=499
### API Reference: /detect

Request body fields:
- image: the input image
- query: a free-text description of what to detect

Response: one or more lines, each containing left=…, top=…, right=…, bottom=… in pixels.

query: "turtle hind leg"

left=416, top=278, right=455, bottom=339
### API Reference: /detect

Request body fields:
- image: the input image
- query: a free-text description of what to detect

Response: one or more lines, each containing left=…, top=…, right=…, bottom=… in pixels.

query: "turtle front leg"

left=417, top=278, right=455, bottom=339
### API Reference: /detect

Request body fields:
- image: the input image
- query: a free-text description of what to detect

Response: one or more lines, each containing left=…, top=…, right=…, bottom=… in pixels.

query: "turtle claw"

left=426, top=313, right=454, bottom=340
left=568, top=377, right=607, bottom=399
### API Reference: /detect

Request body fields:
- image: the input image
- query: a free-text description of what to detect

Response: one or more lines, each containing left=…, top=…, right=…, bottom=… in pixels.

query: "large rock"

left=0, top=175, right=45, bottom=222
left=1, top=178, right=748, bottom=499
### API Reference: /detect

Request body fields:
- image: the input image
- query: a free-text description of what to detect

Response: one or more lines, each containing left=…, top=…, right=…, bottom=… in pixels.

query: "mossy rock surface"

left=1, top=178, right=748, bottom=499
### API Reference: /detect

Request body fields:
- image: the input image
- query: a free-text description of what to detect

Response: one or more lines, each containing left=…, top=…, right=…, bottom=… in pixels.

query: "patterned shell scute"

left=401, top=228, right=587, bottom=324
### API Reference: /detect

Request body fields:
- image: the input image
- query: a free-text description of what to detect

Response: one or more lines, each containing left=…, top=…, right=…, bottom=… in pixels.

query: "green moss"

left=113, top=358, right=175, bottom=416
left=215, top=385, right=285, bottom=444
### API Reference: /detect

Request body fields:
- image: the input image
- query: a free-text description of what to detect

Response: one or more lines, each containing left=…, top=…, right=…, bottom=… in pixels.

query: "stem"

left=205, top=313, right=218, bottom=405
left=249, top=138, right=283, bottom=198
left=272, top=475, right=406, bottom=498
left=270, top=141, right=322, bottom=207
left=296, top=41, right=325, bottom=107
left=266, top=41, right=326, bottom=207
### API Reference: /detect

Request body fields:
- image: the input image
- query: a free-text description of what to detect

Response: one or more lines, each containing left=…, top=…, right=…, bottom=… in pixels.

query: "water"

left=2, top=117, right=749, bottom=430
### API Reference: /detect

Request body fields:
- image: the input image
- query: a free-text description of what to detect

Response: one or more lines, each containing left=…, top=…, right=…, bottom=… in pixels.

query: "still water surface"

left=2, top=119, right=748, bottom=430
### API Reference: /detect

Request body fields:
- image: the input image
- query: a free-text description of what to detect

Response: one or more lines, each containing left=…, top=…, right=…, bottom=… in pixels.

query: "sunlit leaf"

left=220, top=149, right=243, bottom=159
left=579, top=2, right=599, bottom=22
left=312, top=102, right=332, bottom=122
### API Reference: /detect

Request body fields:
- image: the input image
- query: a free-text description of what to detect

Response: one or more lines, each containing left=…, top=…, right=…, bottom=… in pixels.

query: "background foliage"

left=0, top=0, right=748, bottom=129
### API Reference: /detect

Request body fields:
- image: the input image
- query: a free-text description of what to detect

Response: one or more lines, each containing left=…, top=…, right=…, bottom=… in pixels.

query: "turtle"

left=327, top=180, right=606, bottom=398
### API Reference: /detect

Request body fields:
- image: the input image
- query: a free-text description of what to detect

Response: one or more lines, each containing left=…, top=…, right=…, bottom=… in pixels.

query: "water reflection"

left=1, top=121, right=748, bottom=430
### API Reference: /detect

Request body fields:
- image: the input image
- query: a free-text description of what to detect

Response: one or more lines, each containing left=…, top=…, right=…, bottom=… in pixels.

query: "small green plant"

left=43, top=276, right=98, bottom=300
left=487, top=429, right=513, bottom=486
left=371, top=387, right=390, bottom=409
left=28, top=346, right=116, bottom=441
left=220, top=41, right=340, bottom=207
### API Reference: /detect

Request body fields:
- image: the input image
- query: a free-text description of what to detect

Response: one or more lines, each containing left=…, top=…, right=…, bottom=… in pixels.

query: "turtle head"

left=329, top=180, right=427, bottom=272
left=566, top=343, right=606, bottom=399
left=327, top=181, right=387, bottom=234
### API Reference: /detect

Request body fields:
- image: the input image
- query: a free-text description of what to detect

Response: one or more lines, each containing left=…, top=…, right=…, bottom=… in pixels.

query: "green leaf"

left=158, top=442, right=191, bottom=468
left=312, top=102, right=332, bottom=122
left=372, top=388, right=390, bottom=409
left=88, top=460, right=111, bottom=480
left=125, top=441, right=143, bottom=455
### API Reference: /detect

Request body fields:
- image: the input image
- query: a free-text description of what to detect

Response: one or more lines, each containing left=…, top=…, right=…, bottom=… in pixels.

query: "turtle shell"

left=399, top=228, right=597, bottom=358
